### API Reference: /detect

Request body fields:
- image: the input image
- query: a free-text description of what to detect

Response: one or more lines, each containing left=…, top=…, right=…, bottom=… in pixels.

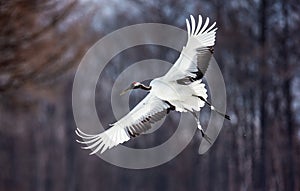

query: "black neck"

left=139, top=84, right=151, bottom=90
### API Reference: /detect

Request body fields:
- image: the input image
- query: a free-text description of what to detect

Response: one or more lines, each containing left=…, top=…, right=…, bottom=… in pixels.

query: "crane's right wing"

left=75, top=93, right=170, bottom=155
left=162, top=15, right=217, bottom=82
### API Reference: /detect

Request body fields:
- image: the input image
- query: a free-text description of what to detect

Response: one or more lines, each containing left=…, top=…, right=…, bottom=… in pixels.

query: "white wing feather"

left=76, top=93, right=170, bottom=155
left=163, top=15, right=217, bottom=81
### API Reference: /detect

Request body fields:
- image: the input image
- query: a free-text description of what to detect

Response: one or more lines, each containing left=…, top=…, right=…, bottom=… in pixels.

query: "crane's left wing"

left=162, top=15, right=217, bottom=82
left=76, top=93, right=170, bottom=155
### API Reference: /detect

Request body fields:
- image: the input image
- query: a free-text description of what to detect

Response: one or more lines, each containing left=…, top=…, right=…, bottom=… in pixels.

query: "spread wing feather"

left=162, top=15, right=217, bottom=82
left=76, top=93, right=170, bottom=155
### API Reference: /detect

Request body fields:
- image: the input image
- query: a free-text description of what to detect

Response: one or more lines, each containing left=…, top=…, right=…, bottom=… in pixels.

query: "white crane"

left=76, top=15, right=230, bottom=155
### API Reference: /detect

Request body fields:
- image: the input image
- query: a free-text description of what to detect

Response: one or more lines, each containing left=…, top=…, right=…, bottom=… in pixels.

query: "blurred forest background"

left=1, top=0, right=300, bottom=191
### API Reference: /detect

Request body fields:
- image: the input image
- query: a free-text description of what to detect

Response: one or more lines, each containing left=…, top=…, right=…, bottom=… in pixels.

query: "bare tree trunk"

left=29, top=128, right=38, bottom=191
left=65, top=80, right=77, bottom=191
left=249, top=89, right=256, bottom=190
left=281, top=1, right=295, bottom=190
left=257, top=0, right=267, bottom=190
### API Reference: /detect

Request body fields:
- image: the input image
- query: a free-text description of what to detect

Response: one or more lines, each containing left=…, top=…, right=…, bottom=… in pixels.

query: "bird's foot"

left=200, top=129, right=212, bottom=144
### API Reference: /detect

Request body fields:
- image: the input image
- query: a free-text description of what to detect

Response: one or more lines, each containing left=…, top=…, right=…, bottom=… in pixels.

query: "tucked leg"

left=193, top=95, right=230, bottom=120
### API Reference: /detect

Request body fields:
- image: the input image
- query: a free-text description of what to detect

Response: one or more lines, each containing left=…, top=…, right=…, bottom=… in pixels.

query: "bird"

left=76, top=15, right=230, bottom=155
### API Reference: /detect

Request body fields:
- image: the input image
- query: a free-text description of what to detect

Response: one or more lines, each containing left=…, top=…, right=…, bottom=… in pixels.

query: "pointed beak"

left=120, top=86, right=133, bottom=96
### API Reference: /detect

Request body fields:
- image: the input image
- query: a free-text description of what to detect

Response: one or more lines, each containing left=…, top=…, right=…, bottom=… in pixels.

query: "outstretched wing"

left=162, top=15, right=217, bottom=82
left=76, top=93, right=170, bottom=155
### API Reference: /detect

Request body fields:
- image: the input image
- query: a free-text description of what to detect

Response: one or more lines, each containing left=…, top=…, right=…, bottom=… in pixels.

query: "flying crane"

left=76, top=15, right=230, bottom=155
